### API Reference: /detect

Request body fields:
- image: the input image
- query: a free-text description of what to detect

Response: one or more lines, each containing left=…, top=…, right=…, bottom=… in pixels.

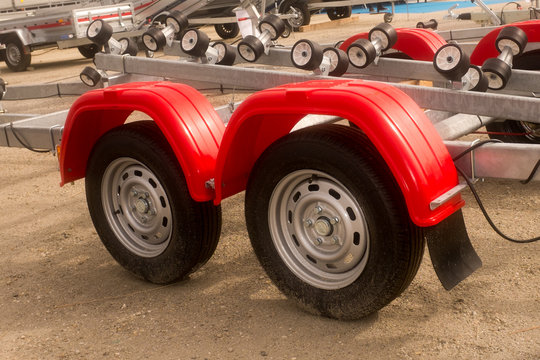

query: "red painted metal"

left=470, top=20, right=540, bottom=65
left=214, top=79, right=463, bottom=227
left=59, top=82, right=225, bottom=202
left=340, top=28, right=446, bottom=61
left=62, top=79, right=462, bottom=227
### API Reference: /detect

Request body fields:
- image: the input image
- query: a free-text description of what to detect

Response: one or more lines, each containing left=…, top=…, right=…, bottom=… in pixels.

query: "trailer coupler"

left=425, top=209, right=482, bottom=290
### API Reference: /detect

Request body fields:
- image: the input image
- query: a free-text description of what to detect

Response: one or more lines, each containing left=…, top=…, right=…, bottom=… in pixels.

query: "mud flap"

left=425, top=209, right=482, bottom=290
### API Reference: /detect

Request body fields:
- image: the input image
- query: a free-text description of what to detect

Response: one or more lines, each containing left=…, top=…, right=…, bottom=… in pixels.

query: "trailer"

left=0, top=19, right=539, bottom=320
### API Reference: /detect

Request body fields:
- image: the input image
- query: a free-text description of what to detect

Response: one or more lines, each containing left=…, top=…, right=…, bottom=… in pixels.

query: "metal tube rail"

left=94, top=53, right=540, bottom=124
left=163, top=44, right=540, bottom=93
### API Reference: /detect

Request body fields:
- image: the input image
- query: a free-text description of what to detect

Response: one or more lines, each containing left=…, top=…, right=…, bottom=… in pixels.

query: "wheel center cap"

left=135, top=198, right=149, bottom=214
left=314, top=217, right=332, bottom=236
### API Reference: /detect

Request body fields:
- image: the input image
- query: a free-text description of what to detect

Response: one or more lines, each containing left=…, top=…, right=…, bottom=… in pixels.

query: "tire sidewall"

left=85, top=123, right=203, bottom=283
left=246, top=126, right=418, bottom=318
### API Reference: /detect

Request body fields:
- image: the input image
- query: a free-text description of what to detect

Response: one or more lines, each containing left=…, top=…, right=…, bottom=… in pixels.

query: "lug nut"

left=314, top=238, right=323, bottom=246
left=304, top=219, right=313, bottom=227
left=314, top=206, right=323, bottom=214
left=330, top=217, right=339, bottom=225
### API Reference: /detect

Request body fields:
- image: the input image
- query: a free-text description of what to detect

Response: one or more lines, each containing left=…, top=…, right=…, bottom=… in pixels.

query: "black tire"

left=4, top=38, right=31, bottom=72
left=369, top=23, right=397, bottom=51
left=279, top=0, right=311, bottom=30
left=86, top=121, right=222, bottom=284
left=212, top=41, right=236, bottom=65
left=119, top=38, right=138, bottom=56
left=481, top=57, right=511, bottom=90
left=383, top=12, right=393, bottom=23
left=214, top=23, right=240, bottom=39
left=433, top=43, right=470, bottom=81
left=80, top=66, right=101, bottom=87
left=237, top=35, right=265, bottom=62
left=496, top=26, right=527, bottom=56
left=142, top=27, right=166, bottom=52
left=323, top=47, right=349, bottom=77
left=347, top=38, right=377, bottom=69
left=259, top=14, right=286, bottom=41
left=245, top=124, right=424, bottom=320
left=87, top=19, right=113, bottom=46
left=291, top=39, right=323, bottom=70
left=78, top=44, right=101, bottom=59
left=181, top=29, right=209, bottom=57
left=485, top=50, right=540, bottom=143
left=326, top=5, right=352, bottom=21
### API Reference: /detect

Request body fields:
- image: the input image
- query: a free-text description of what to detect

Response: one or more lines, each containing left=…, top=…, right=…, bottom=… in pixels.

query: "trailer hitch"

left=425, top=209, right=482, bottom=290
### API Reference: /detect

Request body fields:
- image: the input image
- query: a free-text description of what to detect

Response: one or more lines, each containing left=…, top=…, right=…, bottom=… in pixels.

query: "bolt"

left=330, top=217, right=339, bottom=225
left=332, top=235, right=340, bottom=245
left=150, top=209, right=156, bottom=216
left=144, top=192, right=150, bottom=198
left=131, top=189, right=138, bottom=196
left=304, top=219, right=313, bottom=227
left=314, top=238, right=323, bottom=246
left=314, top=206, right=323, bottom=214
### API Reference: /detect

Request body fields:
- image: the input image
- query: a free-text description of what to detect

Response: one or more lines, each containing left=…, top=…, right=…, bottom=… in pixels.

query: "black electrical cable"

left=8, top=123, right=50, bottom=153
left=452, top=141, right=539, bottom=243
left=451, top=139, right=502, bottom=161
left=456, top=166, right=539, bottom=243
left=500, top=1, right=522, bottom=24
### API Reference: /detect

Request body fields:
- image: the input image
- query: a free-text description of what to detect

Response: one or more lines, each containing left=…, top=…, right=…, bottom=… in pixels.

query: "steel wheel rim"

left=269, top=169, right=370, bottom=290
left=287, top=7, right=304, bottom=28
left=101, top=157, right=172, bottom=258
left=6, top=44, right=22, bottom=65
left=520, top=121, right=540, bottom=140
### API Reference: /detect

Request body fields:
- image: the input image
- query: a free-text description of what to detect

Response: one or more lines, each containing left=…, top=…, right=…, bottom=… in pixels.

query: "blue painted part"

left=346, top=0, right=513, bottom=14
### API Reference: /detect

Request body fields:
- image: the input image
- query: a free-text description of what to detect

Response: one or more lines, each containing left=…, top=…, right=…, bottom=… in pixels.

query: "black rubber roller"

left=323, top=47, right=349, bottom=77
left=416, top=19, right=438, bottom=30
left=433, top=43, right=470, bottom=81
left=87, top=19, right=113, bottom=46
left=465, top=65, right=489, bottom=92
left=482, top=57, right=512, bottom=90
left=166, top=10, right=189, bottom=34
left=291, top=39, right=324, bottom=71
left=369, top=23, right=397, bottom=51
left=181, top=29, right=209, bottom=57
left=496, top=26, right=528, bottom=56
left=212, top=41, right=236, bottom=66
left=238, top=35, right=265, bottom=62
left=347, top=38, right=377, bottom=69
left=259, top=14, right=286, bottom=41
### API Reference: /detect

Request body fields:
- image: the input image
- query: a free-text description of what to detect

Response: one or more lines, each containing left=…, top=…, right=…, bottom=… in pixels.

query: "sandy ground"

left=0, top=4, right=539, bottom=359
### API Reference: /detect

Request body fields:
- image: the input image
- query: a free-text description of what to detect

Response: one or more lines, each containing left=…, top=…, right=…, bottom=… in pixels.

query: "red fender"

left=470, top=20, right=540, bottom=65
left=214, top=79, right=463, bottom=227
left=339, top=28, right=446, bottom=61
left=59, top=82, right=225, bottom=202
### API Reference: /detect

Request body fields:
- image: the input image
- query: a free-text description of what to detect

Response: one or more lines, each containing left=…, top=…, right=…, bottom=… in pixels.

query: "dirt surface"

left=1, top=4, right=539, bottom=359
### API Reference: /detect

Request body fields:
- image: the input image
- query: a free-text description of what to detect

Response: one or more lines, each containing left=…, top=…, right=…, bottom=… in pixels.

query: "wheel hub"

left=102, top=158, right=172, bottom=257
left=314, top=216, right=333, bottom=237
